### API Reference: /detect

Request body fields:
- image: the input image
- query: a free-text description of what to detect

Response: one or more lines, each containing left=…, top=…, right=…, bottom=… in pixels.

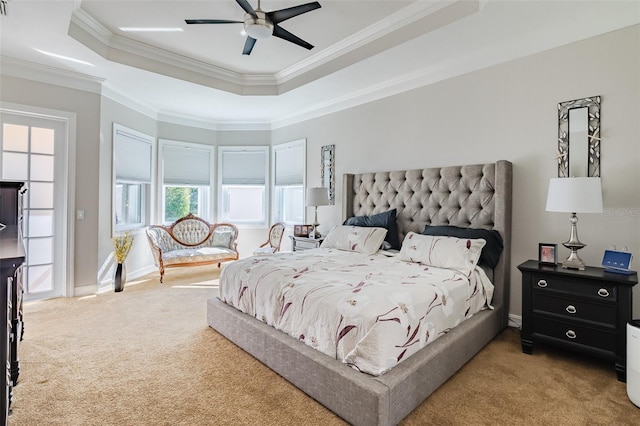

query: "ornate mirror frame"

left=321, top=144, right=335, bottom=205
left=557, top=95, right=601, bottom=177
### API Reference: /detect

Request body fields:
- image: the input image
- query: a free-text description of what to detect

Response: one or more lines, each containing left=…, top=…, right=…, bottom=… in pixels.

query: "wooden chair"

left=253, top=222, right=286, bottom=255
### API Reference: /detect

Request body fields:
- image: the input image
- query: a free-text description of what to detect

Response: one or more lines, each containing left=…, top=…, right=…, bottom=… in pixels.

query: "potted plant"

left=112, top=231, right=133, bottom=292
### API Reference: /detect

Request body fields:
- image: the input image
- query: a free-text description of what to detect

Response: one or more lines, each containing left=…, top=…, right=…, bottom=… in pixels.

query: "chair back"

left=268, top=222, right=286, bottom=252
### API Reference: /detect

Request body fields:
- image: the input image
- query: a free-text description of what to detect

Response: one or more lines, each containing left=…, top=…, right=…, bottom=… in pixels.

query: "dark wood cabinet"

left=518, top=259, right=637, bottom=382
left=0, top=181, right=26, bottom=424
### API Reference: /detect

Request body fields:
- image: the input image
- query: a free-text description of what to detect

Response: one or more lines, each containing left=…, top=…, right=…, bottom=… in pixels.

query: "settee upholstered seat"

left=145, top=214, right=239, bottom=282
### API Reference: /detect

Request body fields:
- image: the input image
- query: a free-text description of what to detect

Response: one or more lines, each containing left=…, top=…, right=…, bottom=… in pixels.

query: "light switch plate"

left=76, top=210, right=85, bottom=220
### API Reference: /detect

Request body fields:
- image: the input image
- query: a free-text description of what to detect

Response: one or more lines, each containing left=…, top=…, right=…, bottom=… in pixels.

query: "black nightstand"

left=518, top=260, right=638, bottom=381
left=289, top=235, right=324, bottom=252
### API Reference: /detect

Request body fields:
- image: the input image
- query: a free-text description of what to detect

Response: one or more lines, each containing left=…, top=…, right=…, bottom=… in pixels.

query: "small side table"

left=289, top=236, right=324, bottom=252
left=518, top=259, right=637, bottom=382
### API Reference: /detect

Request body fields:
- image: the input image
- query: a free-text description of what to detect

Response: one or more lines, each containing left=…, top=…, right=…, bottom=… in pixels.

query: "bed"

left=207, top=160, right=512, bottom=425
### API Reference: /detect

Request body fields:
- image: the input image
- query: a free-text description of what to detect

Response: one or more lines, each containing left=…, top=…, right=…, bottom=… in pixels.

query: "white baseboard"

left=75, top=265, right=158, bottom=297
left=73, top=284, right=99, bottom=297
left=127, top=265, right=157, bottom=281
left=98, top=265, right=156, bottom=286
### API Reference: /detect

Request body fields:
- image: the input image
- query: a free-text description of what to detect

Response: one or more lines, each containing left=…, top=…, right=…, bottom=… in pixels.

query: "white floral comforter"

left=218, top=248, right=494, bottom=376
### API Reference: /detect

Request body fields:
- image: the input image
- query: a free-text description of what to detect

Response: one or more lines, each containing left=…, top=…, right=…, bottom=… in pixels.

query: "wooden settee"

left=145, top=214, right=239, bottom=282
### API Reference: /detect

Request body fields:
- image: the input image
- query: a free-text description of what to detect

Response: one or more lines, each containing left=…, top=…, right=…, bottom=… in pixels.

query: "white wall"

left=273, top=24, right=640, bottom=319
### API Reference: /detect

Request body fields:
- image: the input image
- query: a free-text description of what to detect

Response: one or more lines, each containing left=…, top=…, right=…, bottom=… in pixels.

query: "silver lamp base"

left=561, top=247, right=586, bottom=270
left=561, top=212, right=586, bottom=270
left=309, top=207, right=321, bottom=239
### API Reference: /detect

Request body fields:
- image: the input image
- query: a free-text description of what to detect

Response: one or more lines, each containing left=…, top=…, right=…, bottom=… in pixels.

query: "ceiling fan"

left=185, top=0, right=322, bottom=55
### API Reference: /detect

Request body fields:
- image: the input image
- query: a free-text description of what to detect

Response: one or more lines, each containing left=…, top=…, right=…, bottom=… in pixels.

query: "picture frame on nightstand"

left=294, top=224, right=313, bottom=237
left=538, top=243, right=558, bottom=266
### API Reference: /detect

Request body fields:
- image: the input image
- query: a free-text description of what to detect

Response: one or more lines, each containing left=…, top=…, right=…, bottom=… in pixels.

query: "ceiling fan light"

left=244, top=11, right=273, bottom=39
left=245, top=24, right=272, bottom=39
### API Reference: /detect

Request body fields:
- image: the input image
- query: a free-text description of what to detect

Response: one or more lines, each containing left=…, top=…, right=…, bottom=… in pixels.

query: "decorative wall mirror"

left=321, top=144, right=335, bottom=205
left=557, top=95, right=601, bottom=177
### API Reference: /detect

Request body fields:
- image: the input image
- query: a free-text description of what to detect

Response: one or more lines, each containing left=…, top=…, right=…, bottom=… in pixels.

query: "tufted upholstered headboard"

left=342, top=160, right=513, bottom=327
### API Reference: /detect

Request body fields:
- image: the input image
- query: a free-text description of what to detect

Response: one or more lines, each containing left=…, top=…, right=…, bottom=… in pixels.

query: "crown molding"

left=275, top=0, right=464, bottom=83
left=0, top=56, right=104, bottom=93
left=0, top=54, right=269, bottom=129
left=69, top=8, right=278, bottom=96
left=156, top=110, right=270, bottom=131
left=100, top=83, right=158, bottom=120
left=68, top=1, right=479, bottom=96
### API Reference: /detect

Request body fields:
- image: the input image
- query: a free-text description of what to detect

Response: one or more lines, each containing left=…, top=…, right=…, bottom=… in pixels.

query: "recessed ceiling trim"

left=69, top=7, right=279, bottom=96
left=275, top=0, right=466, bottom=83
left=107, top=34, right=273, bottom=85
left=157, top=110, right=272, bottom=131
left=68, top=1, right=480, bottom=96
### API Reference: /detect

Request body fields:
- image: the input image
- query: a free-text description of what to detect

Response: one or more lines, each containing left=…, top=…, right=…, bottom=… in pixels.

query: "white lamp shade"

left=306, top=187, right=329, bottom=207
left=546, top=177, right=603, bottom=213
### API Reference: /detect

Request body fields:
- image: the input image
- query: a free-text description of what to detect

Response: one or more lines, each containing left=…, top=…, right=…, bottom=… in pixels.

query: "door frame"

left=0, top=102, right=77, bottom=298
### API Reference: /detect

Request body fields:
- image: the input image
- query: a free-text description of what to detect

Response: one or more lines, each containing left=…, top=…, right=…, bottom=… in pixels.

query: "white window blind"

left=221, top=149, right=266, bottom=185
left=274, top=142, right=304, bottom=186
left=163, top=145, right=211, bottom=186
left=115, top=129, right=152, bottom=183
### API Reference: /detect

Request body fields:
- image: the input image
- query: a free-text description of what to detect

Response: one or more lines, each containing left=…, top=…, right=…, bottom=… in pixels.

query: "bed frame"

left=207, top=160, right=512, bottom=425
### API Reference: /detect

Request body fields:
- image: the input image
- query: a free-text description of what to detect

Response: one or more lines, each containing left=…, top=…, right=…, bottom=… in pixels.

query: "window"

left=159, top=140, right=214, bottom=224
left=115, top=183, right=142, bottom=225
left=272, top=139, right=305, bottom=225
left=218, top=146, right=268, bottom=226
left=113, top=124, right=153, bottom=232
left=163, top=186, right=205, bottom=223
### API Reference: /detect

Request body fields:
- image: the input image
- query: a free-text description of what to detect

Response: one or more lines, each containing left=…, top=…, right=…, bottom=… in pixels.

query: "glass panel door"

left=0, top=112, right=66, bottom=300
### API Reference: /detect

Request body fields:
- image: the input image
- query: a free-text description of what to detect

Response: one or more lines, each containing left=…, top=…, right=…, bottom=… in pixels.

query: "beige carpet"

left=10, top=266, right=640, bottom=425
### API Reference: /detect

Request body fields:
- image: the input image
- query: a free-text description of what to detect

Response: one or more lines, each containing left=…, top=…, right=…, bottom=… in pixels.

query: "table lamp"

left=545, top=177, right=603, bottom=270
left=306, top=187, right=329, bottom=239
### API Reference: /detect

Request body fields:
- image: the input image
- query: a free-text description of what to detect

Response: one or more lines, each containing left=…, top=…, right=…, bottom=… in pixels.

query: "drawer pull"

left=597, top=288, right=610, bottom=298
left=537, top=280, right=548, bottom=288
left=566, top=305, right=577, bottom=314
left=565, top=330, right=577, bottom=339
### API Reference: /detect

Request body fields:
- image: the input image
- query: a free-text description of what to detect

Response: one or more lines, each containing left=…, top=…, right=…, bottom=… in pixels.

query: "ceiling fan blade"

left=272, top=25, right=314, bottom=50
left=236, top=0, right=257, bottom=18
left=185, top=19, right=243, bottom=24
left=243, top=37, right=257, bottom=55
left=268, top=2, right=321, bottom=25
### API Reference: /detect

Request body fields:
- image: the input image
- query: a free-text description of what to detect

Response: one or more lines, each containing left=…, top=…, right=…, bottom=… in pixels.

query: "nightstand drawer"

left=296, top=240, right=320, bottom=250
left=531, top=275, right=616, bottom=302
left=532, top=293, right=617, bottom=326
left=533, top=316, right=617, bottom=353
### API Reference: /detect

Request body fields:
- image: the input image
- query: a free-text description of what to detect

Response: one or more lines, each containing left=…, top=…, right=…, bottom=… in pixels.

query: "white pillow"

left=398, top=232, right=486, bottom=276
left=321, top=225, right=387, bottom=255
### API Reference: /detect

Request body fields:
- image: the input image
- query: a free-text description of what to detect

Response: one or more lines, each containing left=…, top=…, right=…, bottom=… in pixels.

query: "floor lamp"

left=306, top=187, right=329, bottom=239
